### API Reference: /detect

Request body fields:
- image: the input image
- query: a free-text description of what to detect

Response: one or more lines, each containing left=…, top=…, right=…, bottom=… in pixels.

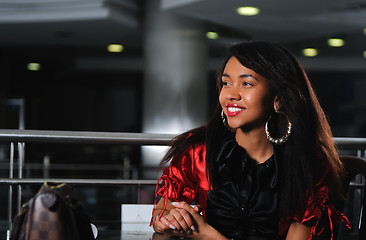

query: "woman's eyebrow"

left=222, top=73, right=258, bottom=81
left=240, top=74, right=258, bottom=81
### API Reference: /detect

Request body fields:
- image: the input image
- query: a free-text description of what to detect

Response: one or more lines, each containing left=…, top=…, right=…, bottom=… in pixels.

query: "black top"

left=206, top=135, right=279, bottom=240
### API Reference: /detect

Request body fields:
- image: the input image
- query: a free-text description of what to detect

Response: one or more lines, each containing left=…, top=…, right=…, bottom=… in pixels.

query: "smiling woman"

left=219, top=57, right=274, bottom=133
left=150, top=41, right=350, bottom=240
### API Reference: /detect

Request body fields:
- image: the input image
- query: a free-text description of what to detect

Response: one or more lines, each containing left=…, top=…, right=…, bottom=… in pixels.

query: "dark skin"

left=152, top=200, right=226, bottom=240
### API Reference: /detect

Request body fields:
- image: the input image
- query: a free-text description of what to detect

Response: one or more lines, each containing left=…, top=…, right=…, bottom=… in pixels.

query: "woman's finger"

left=164, top=213, right=184, bottom=231
left=172, top=201, right=196, bottom=215
left=177, top=208, right=195, bottom=232
left=170, top=208, right=192, bottom=233
left=172, top=202, right=204, bottom=226
left=193, top=204, right=202, bottom=214
left=157, top=214, right=194, bottom=237
left=156, top=215, right=177, bottom=232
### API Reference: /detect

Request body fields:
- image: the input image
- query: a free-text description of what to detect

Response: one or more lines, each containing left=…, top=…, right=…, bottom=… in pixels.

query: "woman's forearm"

left=285, top=222, right=311, bottom=240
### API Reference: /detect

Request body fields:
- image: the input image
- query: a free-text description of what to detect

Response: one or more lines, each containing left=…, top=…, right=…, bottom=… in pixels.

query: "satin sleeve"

left=284, top=185, right=351, bottom=240
left=279, top=161, right=351, bottom=240
left=150, top=143, right=208, bottom=226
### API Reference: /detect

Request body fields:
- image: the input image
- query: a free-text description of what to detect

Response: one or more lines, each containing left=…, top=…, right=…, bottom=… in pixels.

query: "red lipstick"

left=226, top=104, right=245, bottom=117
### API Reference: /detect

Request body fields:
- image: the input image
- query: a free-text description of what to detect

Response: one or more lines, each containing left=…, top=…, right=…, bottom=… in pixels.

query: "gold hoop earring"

left=265, top=111, right=292, bottom=144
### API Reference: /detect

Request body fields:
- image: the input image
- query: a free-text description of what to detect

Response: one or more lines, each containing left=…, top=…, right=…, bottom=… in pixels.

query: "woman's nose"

left=226, top=87, right=241, bottom=101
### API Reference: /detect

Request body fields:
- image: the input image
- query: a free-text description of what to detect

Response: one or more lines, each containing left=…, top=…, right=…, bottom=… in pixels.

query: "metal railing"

left=0, top=129, right=366, bottom=231
left=0, top=129, right=364, bottom=148
left=0, top=129, right=175, bottom=145
left=0, top=131, right=365, bottom=186
left=0, top=129, right=175, bottom=229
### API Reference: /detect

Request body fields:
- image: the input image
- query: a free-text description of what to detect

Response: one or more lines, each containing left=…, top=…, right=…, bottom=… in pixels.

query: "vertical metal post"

left=8, top=142, right=14, bottom=230
left=43, top=155, right=50, bottom=178
left=123, top=156, right=130, bottom=179
left=361, top=150, right=366, bottom=230
left=17, top=142, right=24, bottom=213
left=137, top=184, right=140, bottom=204
left=356, top=149, right=365, bottom=232
left=18, top=99, right=24, bottom=130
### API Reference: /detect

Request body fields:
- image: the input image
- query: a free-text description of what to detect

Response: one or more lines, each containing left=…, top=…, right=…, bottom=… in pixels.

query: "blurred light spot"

left=27, top=63, right=41, bottom=71
left=236, top=6, right=260, bottom=16
left=363, top=28, right=366, bottom=35
left=327, top=38, right=345, bottom=47
left=363, top=51, right=366, bottom=58
left=206, top=31, right=219, bottom=40
left=87, top=196, right=97, bottom=205
left=302, top=48, right=318, bottom=57
left=107, top=44, right=124, bottom=53
left=141, top=146, right=169, bottom=167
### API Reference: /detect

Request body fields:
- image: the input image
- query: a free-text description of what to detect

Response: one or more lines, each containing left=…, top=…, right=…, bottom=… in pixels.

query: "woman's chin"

left=227, top=123, right=240, bottom=130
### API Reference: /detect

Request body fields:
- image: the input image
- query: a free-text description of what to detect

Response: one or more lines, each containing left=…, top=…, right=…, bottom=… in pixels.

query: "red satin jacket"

left=151, top=143, right=350, bottom=239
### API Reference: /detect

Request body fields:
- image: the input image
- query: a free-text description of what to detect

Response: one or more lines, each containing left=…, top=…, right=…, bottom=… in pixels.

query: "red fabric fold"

left=150, top=175, right=171, bottom=226
left=283, top=186, right=351, bottom=240
left=150, top=143, right=208, bottom=227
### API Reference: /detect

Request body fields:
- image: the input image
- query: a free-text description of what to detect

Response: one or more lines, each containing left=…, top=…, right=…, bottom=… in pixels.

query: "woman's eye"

left=243, top=82, right=253, bottom=86
left=222, top=81, right=230, bottom=86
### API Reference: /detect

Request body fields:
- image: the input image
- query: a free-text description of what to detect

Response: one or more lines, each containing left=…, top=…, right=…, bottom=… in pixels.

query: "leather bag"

left=10, top=182, right=95, bottom=240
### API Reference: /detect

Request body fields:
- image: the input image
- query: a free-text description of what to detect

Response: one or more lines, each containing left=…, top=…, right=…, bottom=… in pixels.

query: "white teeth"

left=228, top=107, right=243, bottom=112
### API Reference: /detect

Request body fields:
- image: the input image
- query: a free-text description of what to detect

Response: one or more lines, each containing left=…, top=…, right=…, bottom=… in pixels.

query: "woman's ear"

left=273, top=96, right=281, bottom=111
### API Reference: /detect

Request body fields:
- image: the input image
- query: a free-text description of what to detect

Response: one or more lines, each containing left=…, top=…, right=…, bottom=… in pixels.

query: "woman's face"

left=219, top=57, right=275, bottom=131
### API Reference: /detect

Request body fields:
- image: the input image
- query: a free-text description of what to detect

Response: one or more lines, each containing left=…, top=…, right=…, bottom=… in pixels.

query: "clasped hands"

left=153, top=201, right=209, bottom=238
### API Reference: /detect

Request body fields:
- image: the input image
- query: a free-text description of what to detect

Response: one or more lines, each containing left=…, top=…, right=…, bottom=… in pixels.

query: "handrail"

left=0, top=129, right=365, bottom=148
left=334, top=137, right=366, bottom=149
left=0, top=129, right=175, bottom=145
left=0, top=178, right=157, bottom=185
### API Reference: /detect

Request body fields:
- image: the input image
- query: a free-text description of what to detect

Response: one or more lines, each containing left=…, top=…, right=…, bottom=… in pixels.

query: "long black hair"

left=160, top=41, right=344, bottom=219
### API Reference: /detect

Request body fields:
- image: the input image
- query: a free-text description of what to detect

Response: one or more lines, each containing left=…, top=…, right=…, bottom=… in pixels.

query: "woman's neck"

left=235, top=127, right=273, bottom=164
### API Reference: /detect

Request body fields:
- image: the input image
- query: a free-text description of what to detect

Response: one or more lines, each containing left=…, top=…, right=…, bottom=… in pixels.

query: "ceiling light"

left=236, top=6, right=260, bottom=16
left=327, top=38, right=345, bottom=47
left=302, top=48, right=318, bottom=57
left=206, top=31, right=219, bottom=40
left=107, top=44, right=124, bottom=53
left=27, top=63, right=41, bottom=71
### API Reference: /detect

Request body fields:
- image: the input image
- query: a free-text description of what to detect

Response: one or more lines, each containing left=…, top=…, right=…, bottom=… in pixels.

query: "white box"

left=121, top=204, right=155, bottom=233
